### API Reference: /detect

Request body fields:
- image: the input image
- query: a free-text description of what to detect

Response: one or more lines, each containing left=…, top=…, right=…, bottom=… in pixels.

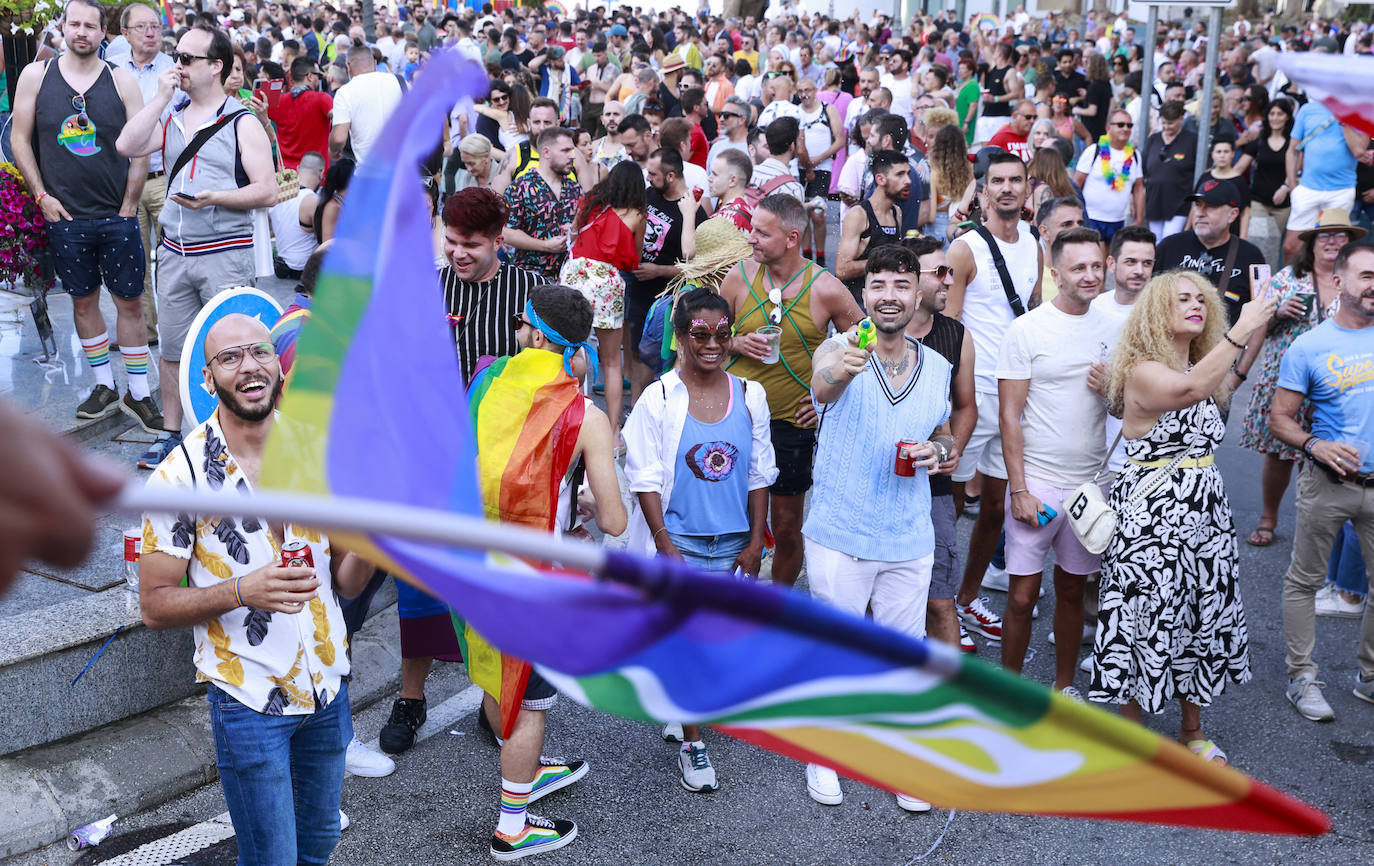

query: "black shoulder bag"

left=167, top=110, right=249, bottom=186
left=972, top=224, right=1027, bottom=317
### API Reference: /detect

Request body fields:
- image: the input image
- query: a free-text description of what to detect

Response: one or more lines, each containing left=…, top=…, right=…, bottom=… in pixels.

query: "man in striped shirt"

left=376, top=187, right=543, bottom=758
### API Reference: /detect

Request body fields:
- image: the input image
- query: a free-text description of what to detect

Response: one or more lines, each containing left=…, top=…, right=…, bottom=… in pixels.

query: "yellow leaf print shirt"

left=141, top=411, right=350, bottom=716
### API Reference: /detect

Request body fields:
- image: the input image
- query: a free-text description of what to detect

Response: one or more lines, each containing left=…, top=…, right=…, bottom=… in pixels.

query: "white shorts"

left=1148, top=216, right=1187, bottom=241
left=1288, top=184, right=1356, bottom=232
left=953, top=390, right=1007, bottom=483
left=803, top=538, right=933, bottom=639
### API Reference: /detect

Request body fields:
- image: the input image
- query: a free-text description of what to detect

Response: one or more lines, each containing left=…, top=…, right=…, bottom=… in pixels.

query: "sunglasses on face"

left=684, top=326, right=732, bottom=344
left=174, top=52, right=211, bottom=66
left=917, top=265, right=954, bottom=280
left=511, top=314, right=531, bottom=331
left=209, top=342, right=276, bottom=370
left=1110, top=121, right=1133, bottom=128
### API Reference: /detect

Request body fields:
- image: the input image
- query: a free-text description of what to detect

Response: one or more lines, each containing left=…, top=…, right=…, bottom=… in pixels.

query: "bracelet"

left=1010, top=488, right=1028, bottom=496
left=1232, top=368, right=1247, bottom=382
left=34, top=191, right=47, bottom=204
left=653, top=526, right=668, bottom=540
left=1223, top=333, right=1245, bottom=350
left=234, top=576, right=244, bottom=608
left=1302, top=435, right=1319, bottom=456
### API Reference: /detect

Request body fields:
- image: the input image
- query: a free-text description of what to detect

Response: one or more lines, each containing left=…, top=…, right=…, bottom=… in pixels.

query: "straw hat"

left=665, top=217, right=753, bottom=295
left=1298, top=208, right=1368, bottom=243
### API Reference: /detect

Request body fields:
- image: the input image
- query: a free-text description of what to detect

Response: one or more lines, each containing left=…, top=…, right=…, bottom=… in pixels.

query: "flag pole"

left=115, top=484, right=608, bottom=574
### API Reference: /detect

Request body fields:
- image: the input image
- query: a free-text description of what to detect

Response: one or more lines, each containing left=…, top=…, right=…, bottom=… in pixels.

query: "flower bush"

left=0, top=162, right=50, bottom=289
left=0, top=0, right=61, bottom=36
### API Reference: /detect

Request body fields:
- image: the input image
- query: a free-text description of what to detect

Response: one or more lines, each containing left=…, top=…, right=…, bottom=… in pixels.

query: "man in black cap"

left=1154, top=178, right=1266, bottom=326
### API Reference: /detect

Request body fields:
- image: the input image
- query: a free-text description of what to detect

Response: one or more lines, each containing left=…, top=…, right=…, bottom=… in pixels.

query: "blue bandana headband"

left=525, top=299, right=599, bottom=382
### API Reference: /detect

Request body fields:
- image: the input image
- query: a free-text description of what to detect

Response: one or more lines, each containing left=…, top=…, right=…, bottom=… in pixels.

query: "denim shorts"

left=669, top=530, right=751, bottom=573
left=1084, top=217, right=1125, bottom=245
left=45, top=215, right=146, bottom=299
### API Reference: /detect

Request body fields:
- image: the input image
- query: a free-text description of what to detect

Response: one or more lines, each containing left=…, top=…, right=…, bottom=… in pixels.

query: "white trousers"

left=804, top=538, right=934, bottom=639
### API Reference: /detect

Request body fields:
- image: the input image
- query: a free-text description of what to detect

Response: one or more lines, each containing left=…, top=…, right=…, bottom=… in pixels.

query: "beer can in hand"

left=280, top=539, right=314, bottom=570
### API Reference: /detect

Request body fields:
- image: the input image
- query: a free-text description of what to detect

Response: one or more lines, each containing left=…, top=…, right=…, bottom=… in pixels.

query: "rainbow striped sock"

left=80, top=333, right=115, bottom=389
left=496, top=778, right=533, bottom=837
left=120, top=345, right=151, bottom=400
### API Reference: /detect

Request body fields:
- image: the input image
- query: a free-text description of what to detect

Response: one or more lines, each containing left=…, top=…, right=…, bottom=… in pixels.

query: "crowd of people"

left=3, top=0, right=1374, bottom=862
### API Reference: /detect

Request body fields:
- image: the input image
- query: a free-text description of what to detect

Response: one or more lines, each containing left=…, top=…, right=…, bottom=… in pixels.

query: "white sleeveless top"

left=268, top=187, right=320, bottom=271
left=800, top=103, right=835, bottom=171
left=957, top=222, right=1039, bottom=394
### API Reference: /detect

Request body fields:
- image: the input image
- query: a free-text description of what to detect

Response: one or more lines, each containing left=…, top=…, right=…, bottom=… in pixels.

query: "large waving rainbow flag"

left=260, top=51, right=1327, bottom=836
left=1277, top=53, right=1374, bottom=138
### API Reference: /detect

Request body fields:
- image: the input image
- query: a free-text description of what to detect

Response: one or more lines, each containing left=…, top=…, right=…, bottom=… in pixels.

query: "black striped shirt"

left=440, top=263, right=543, bottom=386
left=916, top=312, right=964, bottom=498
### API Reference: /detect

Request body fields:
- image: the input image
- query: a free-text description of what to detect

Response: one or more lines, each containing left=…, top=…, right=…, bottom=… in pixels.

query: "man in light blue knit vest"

left=800, top=244, right=955, bottom=814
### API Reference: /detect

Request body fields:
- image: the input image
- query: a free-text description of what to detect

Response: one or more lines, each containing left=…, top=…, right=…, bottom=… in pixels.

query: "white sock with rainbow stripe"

left=80, top=332, right=114, bottom=389
left=496, top=777, right=533, bottom=836
left=120, top=344, right=151, bottom=400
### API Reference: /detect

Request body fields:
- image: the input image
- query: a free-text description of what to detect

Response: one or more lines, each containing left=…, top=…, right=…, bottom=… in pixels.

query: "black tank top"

left=844, top=199, right=903, bottom=304
left=33, top=60, right=129, bottom=219
left=916, top=312, right=964, bottom=497
left=983, top=64, right=1011, bottom=117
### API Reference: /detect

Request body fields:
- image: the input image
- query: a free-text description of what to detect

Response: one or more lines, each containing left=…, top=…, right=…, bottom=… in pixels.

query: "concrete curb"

left=0, top=603, right=407, bottom=859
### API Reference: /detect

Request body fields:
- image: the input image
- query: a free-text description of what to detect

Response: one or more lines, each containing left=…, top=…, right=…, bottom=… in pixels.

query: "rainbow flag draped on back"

left=261, top=51, right=1327, bottom=836
left=454, top=350, right=585, bottom=736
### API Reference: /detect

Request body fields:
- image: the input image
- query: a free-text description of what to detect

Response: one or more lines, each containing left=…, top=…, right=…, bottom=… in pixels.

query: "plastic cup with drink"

left=757, top=325, right=782, bottom=365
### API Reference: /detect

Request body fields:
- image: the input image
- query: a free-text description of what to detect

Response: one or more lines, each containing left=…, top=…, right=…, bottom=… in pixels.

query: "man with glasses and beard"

left=707, top=96, right=751, bottom=174
left=11, top=0, right=158, bottom=442
left=1073, top=109, right=1146, bottom=247
left=117, top=24, right=277, bottom=470
left=139, top=313, right=376, bottom=865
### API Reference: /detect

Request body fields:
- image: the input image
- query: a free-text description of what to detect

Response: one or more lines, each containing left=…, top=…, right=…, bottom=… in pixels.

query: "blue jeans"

left=1327, top=521, right=1368, bottom=598
left=207, top=680, right=352, bottom=866
left=669, top=530, right=751, bottom=573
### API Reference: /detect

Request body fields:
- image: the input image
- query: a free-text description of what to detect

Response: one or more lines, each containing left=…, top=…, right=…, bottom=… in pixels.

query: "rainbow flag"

left=261, top=51, right=1327, bottom=836
left=454, top=350, right=586, bottom=736
left=161, top=0, right=173, bottom=25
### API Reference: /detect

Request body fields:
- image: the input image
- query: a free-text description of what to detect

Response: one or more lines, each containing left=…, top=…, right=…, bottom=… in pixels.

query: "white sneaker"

left=895, top=793, right=933, bottom=812
left=345, top=736, right=396, bottom=777
left=1079, top=655, right=1093, bottom=673
left=805, top=763, right=842, bottom=805
left=1060, top=685, right=1085, bottom=702
left=661, top=722, right=684, bottom=743
left=1286, top=673, right=1336, bottom=722
left=1048, top=623, right=1097, bottom=646
left=1315, top=584, right=1366, bottom=618
left=339, top=810, right=350, bottom=831
left=678, top=742, right=718, bottom=792
left=981, top=565, right=1009, bottom=592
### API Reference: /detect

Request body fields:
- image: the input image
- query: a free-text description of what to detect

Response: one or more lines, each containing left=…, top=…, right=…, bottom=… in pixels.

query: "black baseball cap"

left=1186, top=178, right=1241, bottom=208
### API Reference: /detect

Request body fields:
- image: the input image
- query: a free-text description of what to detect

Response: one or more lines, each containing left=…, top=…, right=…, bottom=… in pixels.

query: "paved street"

left=9, top=380, right=1374, bottom=866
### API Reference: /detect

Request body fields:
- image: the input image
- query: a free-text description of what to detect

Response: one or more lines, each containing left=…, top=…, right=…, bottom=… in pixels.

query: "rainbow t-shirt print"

left=57, top=113, right=100, bottom=156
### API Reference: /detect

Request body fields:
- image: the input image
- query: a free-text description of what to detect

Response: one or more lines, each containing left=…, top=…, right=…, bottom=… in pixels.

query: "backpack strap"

left=167, top=109, right=249, bottom=186
left=972, top=223, right=1027, bottom=318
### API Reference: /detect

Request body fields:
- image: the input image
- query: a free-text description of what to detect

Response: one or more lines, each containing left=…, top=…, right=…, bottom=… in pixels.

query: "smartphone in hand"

left=1250, top=264, right=1272, bottom=300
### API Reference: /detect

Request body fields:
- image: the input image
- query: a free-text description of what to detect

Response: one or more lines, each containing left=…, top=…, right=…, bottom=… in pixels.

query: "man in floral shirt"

left=139, top=313, right=373, bottom=864
left=503, top=126, right=582, bottom=275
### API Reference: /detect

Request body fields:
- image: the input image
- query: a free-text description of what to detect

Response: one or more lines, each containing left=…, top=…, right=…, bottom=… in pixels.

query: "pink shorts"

left=1003, top=477, right=1104, bottom=577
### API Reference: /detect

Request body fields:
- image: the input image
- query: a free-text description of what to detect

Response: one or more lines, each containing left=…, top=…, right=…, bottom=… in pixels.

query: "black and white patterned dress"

left=1089, top=398, right=1251, bottom=712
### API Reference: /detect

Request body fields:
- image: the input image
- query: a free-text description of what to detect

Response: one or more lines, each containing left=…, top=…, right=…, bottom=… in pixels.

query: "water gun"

left=856, top=318, right=876, bottom=350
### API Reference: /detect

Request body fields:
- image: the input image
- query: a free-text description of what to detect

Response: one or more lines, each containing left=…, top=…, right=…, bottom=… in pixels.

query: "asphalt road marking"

left=98, top=685, right=484, bottom=866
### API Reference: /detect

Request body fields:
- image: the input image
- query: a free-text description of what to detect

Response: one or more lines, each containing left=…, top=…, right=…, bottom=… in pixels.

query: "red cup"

left=894, top=440, right=920, bottom=477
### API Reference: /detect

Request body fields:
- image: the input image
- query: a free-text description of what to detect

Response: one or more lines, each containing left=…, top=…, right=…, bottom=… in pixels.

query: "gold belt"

left=1128, top=455, right=1215, bottom=469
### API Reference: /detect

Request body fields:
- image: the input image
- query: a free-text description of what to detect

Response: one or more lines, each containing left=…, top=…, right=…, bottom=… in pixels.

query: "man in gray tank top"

left=10, top=0, right=160, bottom=437
left=117, top=24, right=277, bottom=470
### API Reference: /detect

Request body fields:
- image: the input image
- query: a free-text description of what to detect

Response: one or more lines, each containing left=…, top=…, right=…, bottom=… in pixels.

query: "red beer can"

left=894, top=440, right=921, bottom=477
left=281, top=539, right=314, bottom=570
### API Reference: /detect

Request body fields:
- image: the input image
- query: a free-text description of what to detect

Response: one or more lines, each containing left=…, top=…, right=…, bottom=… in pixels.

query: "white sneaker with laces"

left=1315, top=584, right=1366, bottom=618
left=1286, top=673, right=1335, bottom=722
left=805, top=763, right=842, bottom=805
left=895, top=793, right=933, bottom=812
left=661, top=722, right=684, bottom=743
left=957, top=596, right=1003, bottom=639
left=679, top=742, right=718, bottom=792
left=1060, top=685, right=1085, bottom=702
left=981, top=565, right=1008, bottom=592
left=345, top=736, right=396, bottom=777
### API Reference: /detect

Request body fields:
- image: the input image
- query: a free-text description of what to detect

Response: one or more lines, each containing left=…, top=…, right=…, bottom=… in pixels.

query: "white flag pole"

left=113, top=484, right=609, bottom=575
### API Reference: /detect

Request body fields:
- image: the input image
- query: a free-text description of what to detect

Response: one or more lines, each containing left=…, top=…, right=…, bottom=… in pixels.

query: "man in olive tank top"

left=719, top=194, right=863, bottom=588
left=11, top=0, right=158, bottom=435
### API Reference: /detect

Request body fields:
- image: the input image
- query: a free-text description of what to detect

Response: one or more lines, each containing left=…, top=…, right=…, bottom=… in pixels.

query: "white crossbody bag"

left=1066, top=432, right=1193, bottom=555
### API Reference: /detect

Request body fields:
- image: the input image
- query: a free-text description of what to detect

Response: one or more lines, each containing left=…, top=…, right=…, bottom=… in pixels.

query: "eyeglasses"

left=1110, top=121, right=1133, bottom=128
left=490, top=94, right=509, bottom=104
left=70, top=94, right=90, bottom=130
left=1315, top=232, right=1347, bottom=242
left=209, top=342, right=277, bottom=370
left=917, top=265, right=954, bottom=279
left=174, top=52, right=211, bottom=66
left=685, top=325, right=732, bottom=344
left=511, top=314, right=531, bottom=331
left=127, top=22, right=161, bottom=34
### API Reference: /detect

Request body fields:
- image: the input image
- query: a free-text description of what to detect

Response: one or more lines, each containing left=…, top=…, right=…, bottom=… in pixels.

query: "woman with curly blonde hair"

left=1092, top=271, right=1275, bottom=766
left=927, top=124, right=976, bottom=244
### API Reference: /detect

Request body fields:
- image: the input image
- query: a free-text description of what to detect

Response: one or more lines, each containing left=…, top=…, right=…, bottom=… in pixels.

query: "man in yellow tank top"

left=720, top=194, right=864, bottom=587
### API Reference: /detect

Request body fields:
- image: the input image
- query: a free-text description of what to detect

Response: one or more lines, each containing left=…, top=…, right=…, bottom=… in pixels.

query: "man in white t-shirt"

left=879, top=47, right=915, bottom=126
left=945, top=151, right=1043, bottom=643
left=844, top=67, right=882, bottom=156
left=997, top=227, right=1119, bottom=699
left=1092, top=225, right=1156, bottom=475
left=330, top=45, right=403, bottom=165
left=1073, top=108, right=1144, bottom=247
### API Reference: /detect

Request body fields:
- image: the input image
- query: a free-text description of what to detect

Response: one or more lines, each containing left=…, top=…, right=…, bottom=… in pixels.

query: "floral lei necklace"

left=1097, top=135, right=1135, bottom=191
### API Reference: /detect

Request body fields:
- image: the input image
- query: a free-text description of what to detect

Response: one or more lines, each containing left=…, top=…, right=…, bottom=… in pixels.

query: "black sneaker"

left=76, top=384, right=120, bottom=420
left=120, top=392, right=164, bottom=434
left=378, top=696, right=426, bottom=754
left=489, top=814, right=577, bottom=861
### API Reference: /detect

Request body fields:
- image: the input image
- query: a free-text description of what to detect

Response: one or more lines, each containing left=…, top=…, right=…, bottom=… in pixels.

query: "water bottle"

left=123, top=527, right=141, bottom=592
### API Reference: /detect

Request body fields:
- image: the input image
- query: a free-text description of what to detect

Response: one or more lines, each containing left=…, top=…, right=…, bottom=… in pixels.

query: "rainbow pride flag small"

left=261, top=51, right=1327, bottom=838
